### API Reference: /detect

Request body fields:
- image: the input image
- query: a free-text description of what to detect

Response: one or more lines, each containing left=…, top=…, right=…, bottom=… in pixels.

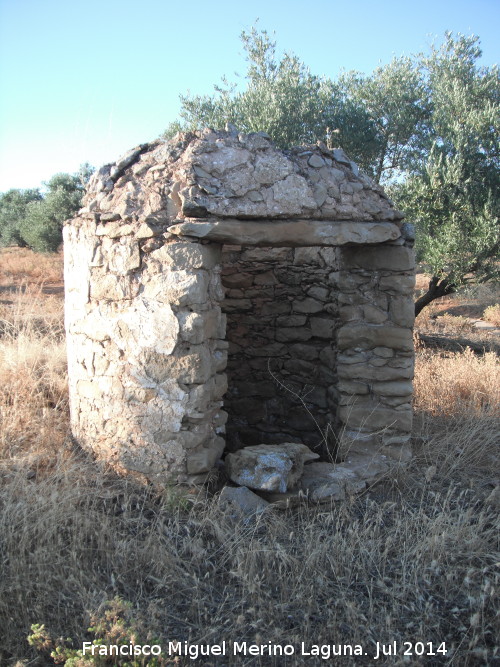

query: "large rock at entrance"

left=299, top=461, right=367, bottom=502
left=218, top=486, right=270, bottom=522
left=225, top=443, right=319, bottom=492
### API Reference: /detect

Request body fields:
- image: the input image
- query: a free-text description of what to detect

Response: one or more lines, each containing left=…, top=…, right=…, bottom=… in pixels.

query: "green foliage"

left=398, top=150, right=499, bottom=285
left=0, top=188, right=42, bottom=247
left=20, top=173, right=85, bottom=252
left=394, top=34, right=500, bottom=313
left=167, top=26, right=379, bottom=161
left=28, top=598, right=165, bottom=666
left=170, top=27, right=498, bottom=314
left=162, top=119, right=184, bottom=141
left=339, top=57, right=431, bottom=182
left=0, top=166, right=94, bottom=253
left=174, top=27, right=322, bottom=147
left=167, top=27, right=431, bottom=182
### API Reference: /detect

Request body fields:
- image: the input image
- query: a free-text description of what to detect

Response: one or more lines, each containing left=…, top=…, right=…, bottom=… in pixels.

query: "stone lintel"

left=168, top=219, right=401, bottom=247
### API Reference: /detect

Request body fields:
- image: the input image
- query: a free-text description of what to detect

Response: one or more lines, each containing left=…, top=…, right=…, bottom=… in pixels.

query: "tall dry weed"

left=0, top=247, right=63, bottom=285
left=0, top=258, right=498, bottom=665
left=412, top=348, right=499, bottom=485
left=0, top=286, right=68, bottom=461
left=414, top=348, right=499, bottom=418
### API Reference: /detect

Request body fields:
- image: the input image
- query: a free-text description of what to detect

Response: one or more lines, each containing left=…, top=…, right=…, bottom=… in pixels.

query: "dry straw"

left=0, top=250, right=498, bottom=665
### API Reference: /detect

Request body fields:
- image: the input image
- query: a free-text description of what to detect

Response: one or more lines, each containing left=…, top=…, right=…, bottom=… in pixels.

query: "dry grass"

left=483, top=304, right=500, bottom=327
left=0, top=260, right=498, bottom=666
left=0, top=246, right=63, bottom=286
left=2, top=461, right=498, bottom=666
left=416, top=277, right=500, bottom=335
left=0, top=286, right=67, bottom=464
left=414, top=348, right=499, bottom=418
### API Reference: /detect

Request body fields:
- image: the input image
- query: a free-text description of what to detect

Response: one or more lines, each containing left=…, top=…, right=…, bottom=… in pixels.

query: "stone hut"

left=64, top=128, right=415, bottom=487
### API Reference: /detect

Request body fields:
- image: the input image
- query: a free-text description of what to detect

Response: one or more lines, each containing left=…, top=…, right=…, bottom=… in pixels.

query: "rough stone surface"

left=169, top=219, right=401, bottom=247
left=341, top=453, right=391, bottom=482
left=65, top=127, right=415, bottom=485
left=225, top=443, right=319, bottom=492
left=82, top=130, right=403, bottom=224
left=218, top=486, right=270, bottom=520
left=299, top=461, right=367, bottom=501
left=186, top=437, right=225, bottom=474
left=337, top=325, right=414, bottom=351
left=250, top=452, right=400, bottom=506
left=341, top=246, right=415, bottom=271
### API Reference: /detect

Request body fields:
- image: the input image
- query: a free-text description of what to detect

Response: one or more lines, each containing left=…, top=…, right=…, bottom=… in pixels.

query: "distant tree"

left=0, top=188, right=43, bottom=247
left=20, top=171, right=91, bottom=252
left=166, top=27, right=380, bottom=164
left=394, top=34, right=500, bottom=315
left=339, top=57, right=431, bottom=183
left=0, top=165, right=95, bottom=253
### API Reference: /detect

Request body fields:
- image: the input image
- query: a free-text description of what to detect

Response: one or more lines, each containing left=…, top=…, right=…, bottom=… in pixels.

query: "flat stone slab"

left=225, top=443, right=319, bottom=493
left=168, top=219, right=401, bottom=247
left=299, top=461, right=367, bottom=502
left=342, top=454, right=391, bottom=483
left=218, top=486, right=270, bottom=520
left=253, top=454, right=395, bottom=505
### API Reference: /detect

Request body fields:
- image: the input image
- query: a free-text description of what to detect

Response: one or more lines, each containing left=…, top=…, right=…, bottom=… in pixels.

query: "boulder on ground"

left=299, top=461, right=367, bottom=502
left=218, top=485, right=270, bottom=521
left=225, top=443, right=319, bottom=492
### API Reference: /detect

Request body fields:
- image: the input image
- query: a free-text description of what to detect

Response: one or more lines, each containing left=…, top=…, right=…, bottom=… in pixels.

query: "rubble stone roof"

left=82, top=128, right=404, bottom=224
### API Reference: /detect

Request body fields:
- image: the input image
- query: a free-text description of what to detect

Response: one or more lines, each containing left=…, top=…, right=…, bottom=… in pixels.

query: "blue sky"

left=0, top=0, right=499, bottom=192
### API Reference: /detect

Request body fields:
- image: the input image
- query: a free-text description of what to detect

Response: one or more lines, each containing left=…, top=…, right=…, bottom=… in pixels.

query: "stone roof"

left=81, top=128, right=404, bottom=225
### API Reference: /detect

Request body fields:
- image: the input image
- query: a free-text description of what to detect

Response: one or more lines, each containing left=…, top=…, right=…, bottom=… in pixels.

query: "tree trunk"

left=418, top=333, right=500, bottom=356
left=374, top=139, right=387, bottom=184
left=414, top=275, right=455, bottom=317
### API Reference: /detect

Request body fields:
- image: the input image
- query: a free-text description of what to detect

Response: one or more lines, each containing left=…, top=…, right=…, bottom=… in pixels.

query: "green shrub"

left=28, top=598, right=165, bottom=666
left=483, top=303, right=500, bottom=326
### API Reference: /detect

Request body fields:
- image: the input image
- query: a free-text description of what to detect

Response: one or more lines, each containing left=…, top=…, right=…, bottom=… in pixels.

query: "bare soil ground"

left=0, top=249, right=498, bottom=666
left=415, top=272, right=500, bottom=334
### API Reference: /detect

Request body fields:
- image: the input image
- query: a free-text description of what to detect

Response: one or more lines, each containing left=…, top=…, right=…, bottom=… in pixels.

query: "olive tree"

left=395, top=34, right=499, bottom=315
left=339, top=58, right=431, bottom=183
left=167, top=29, right=499, bottom=316
left=165, top=27, right=379, bottom=164
left=0, top=188, right=42, bottom=247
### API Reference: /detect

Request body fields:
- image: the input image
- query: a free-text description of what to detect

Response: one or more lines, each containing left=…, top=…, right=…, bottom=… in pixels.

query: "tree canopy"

left=167, top=29, right=499, bottom=315
left=164, top=27, right=381, bottom=169
left=0, top=188, right=43, bottom=248
left=0, top=164, right=93, bottom=253
left=395, top=34, right=500, bottom=313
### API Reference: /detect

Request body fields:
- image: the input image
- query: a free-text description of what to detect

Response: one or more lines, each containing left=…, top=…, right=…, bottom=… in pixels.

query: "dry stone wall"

left=221, top=243, right=415, bottom=462
left=222, top=244, right=341, bottom=456
left=335, top=245, right=415, bottom=462
left=64, top=128, right=415, bottom=486
left=65, top=222, right=227, bottom=485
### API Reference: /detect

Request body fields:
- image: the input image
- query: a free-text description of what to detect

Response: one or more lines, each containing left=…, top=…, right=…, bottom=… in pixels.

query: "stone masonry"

left=64, top=128, right=415, bottom=486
